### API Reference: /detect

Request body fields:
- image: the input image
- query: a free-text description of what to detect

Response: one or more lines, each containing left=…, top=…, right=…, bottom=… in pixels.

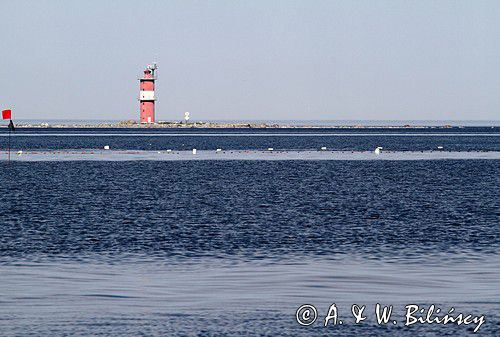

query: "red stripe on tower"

left=139, top=63, right=157, bottom=124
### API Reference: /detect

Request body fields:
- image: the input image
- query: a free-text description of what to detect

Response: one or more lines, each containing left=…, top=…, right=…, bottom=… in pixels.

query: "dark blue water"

left=0, top=129, right=498, bottom=336
left=1, top=126, right=499, bottom=152
left=1, top=160, right=498, bottom=259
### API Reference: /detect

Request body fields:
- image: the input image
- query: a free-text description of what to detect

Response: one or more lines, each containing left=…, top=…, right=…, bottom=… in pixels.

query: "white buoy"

left=437, top=146, right=444, bottom=150
left=192, top=149, right=197, bottom=155
left=321, top=146, right=327, bottom=151
left=216, top=149, right=222, bottom=152
left=166, top=149, right=172, bottom=152
left=374, top=146, right=383, bottom=155
left=267, top=148, right=274, bottom=151
left=104, top=145, right=110, bottom=150
left=17, top=150, right=23, bottom=156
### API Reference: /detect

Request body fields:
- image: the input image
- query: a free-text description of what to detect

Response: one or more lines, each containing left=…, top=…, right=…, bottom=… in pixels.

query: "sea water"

left=0, top=127, right=498, bottom=336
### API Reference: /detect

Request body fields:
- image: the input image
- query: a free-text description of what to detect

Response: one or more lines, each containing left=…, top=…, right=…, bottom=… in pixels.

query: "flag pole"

left=2, top=110, right=14, bottom=162
left=8, top=121, right=11, bottom=163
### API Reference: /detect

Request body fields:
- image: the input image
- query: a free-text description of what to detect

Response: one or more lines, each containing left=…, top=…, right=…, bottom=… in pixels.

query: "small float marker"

left=104, top=145, right=110, bottom=150
left=166, top=149, right=172, bottom=153
left=17, top=150, right=23, bottom=156
left=374, top=146, right=383, bottom=155
left=216, top=149, right=222, bottom=152
left=437, top=146, right=444, bottom=150
left=192, top=149, right=197, bottom=155
left=268, top=148, right=274, bottom=151
left=321, top=147, right=327, bottom=151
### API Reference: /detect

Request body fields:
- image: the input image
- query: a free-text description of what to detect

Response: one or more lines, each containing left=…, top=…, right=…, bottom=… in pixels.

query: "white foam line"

left=1, top=133, right=499, bottom=137
left=3, top=150, right=500, bottom=162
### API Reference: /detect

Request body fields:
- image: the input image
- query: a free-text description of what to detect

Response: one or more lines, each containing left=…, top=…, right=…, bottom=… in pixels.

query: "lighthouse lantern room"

left=139, top=63, right=157, bottom=124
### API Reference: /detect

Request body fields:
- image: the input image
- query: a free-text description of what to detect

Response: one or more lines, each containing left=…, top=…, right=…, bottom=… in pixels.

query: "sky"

left=0, top=0, right=499, bottom=121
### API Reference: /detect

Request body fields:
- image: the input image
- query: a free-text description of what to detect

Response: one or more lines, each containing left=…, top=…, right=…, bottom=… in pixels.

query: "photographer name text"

left=295, top=304, right=485, bottom=333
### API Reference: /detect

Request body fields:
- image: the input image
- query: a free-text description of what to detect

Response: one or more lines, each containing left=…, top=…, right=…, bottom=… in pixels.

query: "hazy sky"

left=0, top=0, right=499, bottom=121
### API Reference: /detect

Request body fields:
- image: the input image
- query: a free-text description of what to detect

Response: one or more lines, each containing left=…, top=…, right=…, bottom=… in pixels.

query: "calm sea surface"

left=0, top=127, right=498, bottom=336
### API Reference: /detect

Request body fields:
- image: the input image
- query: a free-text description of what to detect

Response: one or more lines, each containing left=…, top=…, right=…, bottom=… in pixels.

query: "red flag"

left=2, top=109, right=11, bottom=120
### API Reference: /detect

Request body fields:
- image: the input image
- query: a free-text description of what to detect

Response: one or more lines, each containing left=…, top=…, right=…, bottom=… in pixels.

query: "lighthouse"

left=139, top=63, right=157, bottom=124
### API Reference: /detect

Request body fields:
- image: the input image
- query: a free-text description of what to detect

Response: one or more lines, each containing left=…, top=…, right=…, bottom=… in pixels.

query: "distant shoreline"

left=1, top=120, right=465, bottom=129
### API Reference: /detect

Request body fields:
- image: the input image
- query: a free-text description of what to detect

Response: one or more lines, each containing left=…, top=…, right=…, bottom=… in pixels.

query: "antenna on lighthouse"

left=147, top=62, right=158, bottom=76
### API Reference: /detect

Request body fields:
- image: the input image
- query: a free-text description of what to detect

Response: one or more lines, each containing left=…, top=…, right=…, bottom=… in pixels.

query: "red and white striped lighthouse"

left=139, top=63, right=157, bottom=124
